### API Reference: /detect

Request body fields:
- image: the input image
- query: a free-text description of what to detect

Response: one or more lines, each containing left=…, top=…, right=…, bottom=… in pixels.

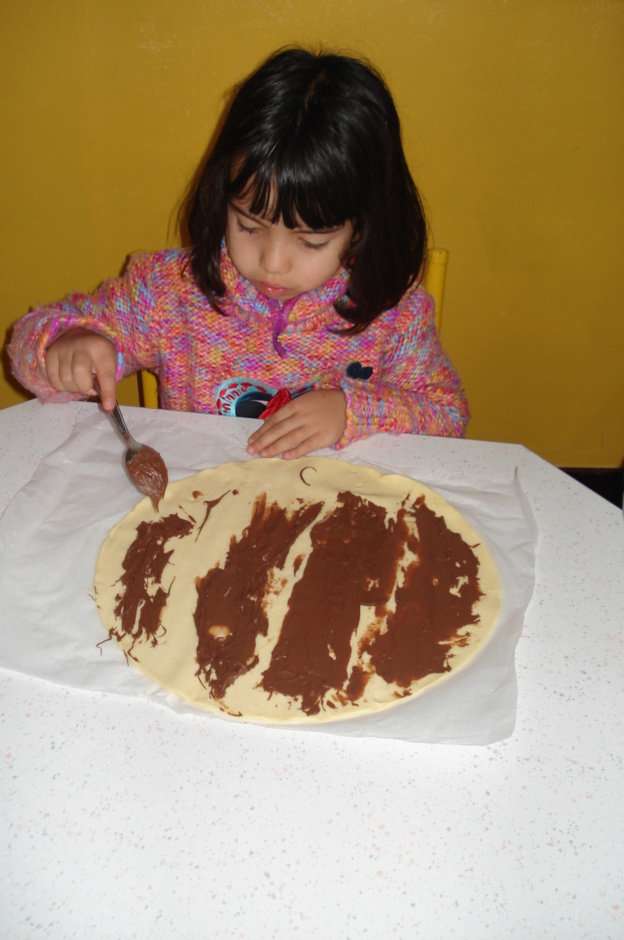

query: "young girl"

left=9, top=47, right=468, bottom=459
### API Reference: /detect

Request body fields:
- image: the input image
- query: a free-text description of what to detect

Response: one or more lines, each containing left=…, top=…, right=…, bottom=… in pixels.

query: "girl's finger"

left=254, top=424, right=310, bottom=458
left=248, top=415, right=300, bottom=453
left=70, top=350, right=99, bottom=395
left=282, top=436, right=320, bottom=459
left=94, top=369, right=117, bottom=411
left=45, top=353, right=61, bottom=391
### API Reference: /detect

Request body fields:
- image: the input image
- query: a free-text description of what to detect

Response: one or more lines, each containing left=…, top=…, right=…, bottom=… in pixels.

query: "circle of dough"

left=94, top=457, right=501, bottom=724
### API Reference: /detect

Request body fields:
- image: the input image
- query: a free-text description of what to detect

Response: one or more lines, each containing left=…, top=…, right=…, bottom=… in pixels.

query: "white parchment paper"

left=0, top=405, right=536, bottom=744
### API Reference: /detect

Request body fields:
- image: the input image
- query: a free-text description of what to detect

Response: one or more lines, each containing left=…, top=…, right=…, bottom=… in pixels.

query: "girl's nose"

left=260, top=233, right=290, bottom=275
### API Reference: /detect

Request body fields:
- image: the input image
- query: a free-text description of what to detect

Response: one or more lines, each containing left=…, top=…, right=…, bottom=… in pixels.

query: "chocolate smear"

left=299, top=465, right=317, bottom=486
left=112, top=513, right=194, bottom=651
left=363, top=497, right=482, bottom=687
left=261, top=492, right=483, bottom=715
left=261, top=491, right=408, bottom=715
left=193, top=495, right=323, bottom=700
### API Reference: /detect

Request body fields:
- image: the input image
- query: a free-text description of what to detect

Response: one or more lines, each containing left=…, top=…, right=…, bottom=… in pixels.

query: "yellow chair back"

left=138, top=246, right=449, bottom=408
left=423, top=247, right=448, bottom=333
left=139, top=368, right=159, bottom=409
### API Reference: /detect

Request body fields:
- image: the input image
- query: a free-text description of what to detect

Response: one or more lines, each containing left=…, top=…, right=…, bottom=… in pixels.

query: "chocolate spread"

left=193, top=495, right=323, bottom=699
left=261, top=490, right=408, bottom=713
left=126, top=445, right=168, bottom=509
left=362, top=497, right=482, bottom=687
left=113, top=513, right=194, bottom=651
left=112, top=484, right=483, bottom=716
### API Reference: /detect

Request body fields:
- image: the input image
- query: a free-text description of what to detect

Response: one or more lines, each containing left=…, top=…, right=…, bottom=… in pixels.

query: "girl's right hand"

left=45, top=328, right=118, bottom=411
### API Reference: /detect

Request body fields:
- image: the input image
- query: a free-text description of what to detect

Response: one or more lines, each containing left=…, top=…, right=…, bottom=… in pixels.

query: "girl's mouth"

left=256, top=281, right=293, bottom=298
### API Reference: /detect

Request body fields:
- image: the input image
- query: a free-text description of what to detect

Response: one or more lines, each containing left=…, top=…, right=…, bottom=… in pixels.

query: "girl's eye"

left=301, top=239, right=328, bottom=251
left=235, top=217, right=258, bottom=235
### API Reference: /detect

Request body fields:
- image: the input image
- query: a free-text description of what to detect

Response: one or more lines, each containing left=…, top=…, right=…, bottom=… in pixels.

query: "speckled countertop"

left=1, top=400, right=623, bottom=940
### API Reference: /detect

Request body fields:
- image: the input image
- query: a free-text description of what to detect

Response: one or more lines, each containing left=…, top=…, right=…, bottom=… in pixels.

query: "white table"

left=1, top=400, right=622, bottom=940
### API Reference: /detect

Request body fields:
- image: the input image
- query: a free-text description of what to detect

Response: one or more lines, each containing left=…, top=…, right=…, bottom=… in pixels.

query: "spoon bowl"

left=95, top=382, right=168, bottom=509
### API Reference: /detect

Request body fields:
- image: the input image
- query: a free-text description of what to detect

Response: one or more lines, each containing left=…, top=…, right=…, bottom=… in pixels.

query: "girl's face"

left=226, top=196, right=354, bottom=301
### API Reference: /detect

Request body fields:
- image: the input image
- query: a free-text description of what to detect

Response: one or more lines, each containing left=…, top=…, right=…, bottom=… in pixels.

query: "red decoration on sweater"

left=259, top=388, right=292, bottom=419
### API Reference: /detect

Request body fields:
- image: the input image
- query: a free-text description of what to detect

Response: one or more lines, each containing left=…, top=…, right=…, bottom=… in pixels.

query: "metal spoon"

left=94, top=379, right=168, bottom=509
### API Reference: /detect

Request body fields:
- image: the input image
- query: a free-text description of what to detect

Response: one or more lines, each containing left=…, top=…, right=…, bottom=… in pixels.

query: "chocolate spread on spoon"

left=126, top=445, right=168, bottom=510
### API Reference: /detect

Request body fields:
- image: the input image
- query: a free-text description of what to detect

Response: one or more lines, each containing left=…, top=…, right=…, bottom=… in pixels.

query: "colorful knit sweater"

left=8, top=247, right=469, bottom=446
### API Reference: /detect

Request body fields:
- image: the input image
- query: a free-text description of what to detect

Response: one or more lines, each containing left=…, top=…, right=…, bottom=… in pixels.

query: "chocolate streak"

left=299, top=466, right=317, bottom=486
left=196, top=492, right=230, bottom=540
left=193, top=495, right=323, bottom=699
left=363, top=497, right=483, bottom=686
left=260, top=490, right=408, bottom=714
left=113, top=514, right=194, bottom=650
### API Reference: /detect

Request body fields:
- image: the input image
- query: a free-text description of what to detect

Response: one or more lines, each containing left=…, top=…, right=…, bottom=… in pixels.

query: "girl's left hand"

left=247, top=389, right=346, bottom=459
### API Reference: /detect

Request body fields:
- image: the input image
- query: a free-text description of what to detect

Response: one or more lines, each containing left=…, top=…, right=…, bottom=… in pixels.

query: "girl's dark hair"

left=186, top=47, right=428, bottom=331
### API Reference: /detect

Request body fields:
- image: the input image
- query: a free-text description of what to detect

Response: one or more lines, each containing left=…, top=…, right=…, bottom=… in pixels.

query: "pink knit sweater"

left=8, top=247, right=469, bottom=446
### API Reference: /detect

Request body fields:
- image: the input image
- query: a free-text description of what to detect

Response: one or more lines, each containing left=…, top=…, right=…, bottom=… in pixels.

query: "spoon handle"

left=107, top=401, right=131, bottom=443
left=92, top=377, right=130, bottom=443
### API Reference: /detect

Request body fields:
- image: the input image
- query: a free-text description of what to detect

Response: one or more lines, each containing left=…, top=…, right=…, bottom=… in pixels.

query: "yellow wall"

left=2, top=0, right=623, bottom=467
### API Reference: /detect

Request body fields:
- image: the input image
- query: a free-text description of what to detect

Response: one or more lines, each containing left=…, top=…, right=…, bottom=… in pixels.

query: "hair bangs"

left=228, top=145, right=357, bottom=232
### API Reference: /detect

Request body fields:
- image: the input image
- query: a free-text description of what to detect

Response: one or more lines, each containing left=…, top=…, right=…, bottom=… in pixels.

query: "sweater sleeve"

left=8, top=253, right=160, bottom=403
left=319, top=288, right=469, bottom=446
